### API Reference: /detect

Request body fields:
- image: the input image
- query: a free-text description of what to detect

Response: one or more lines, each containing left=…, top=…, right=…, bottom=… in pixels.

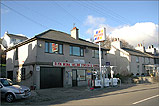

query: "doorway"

left=72, top=69, right=77, bottom=87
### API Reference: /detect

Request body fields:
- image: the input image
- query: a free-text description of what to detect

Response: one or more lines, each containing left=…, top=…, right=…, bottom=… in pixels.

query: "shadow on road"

left=1, top=83, right=158, bottom=106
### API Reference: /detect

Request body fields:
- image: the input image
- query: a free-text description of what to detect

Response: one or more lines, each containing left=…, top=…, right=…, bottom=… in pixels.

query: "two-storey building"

left=107, top=38, right=158, bottom=76
left=5, top=27, right=109, bottom=89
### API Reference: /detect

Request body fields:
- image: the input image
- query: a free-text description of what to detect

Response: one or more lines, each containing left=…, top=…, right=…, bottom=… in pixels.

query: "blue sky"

left=1, top=1, right=158, bottom=48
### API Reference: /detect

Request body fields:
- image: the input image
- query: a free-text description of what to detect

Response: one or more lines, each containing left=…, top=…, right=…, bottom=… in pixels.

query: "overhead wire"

left=77, top=1, right=128, bottom=25
left=88, top=0, right=132, bottom=25
left=77, top=1, right=154, bottom=45
left=1, top=2, right=49, bottom=29
left=53, top=1, right=87, bottom=38
left=10, top=1, right=71, bottom=31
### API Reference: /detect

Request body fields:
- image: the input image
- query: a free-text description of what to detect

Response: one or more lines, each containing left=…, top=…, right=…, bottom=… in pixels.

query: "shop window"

left=70, top=46, right=84, bottom=57
left=92, top=49, right=103, bottom=59
left=77, top=69, right=86, bottom=81
left=21, top=68, right=25, bottom=80
left=45, top=42, right=63, bottom=54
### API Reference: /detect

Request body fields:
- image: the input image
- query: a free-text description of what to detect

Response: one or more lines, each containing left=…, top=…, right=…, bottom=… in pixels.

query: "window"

left=45, top=42, right=49, bottom=53
left=70, top=46, right=84, bottom=56
left=136, top=57, right=139, bottom=63
left=15, top=48, right=18, bottom=60
left=137, top=65, right=140, bottom=73
left=148, top=58, right=150, bottom=64
left=92, top=49, right=103, bottom=59
left=21, top=68, right=25, bottom=80
left=11, top=38, right=16, bottom=43
left=20, top=39, right=23, bottom=42
left=77, top=69, right=86, bottom=81
left=45, top=42, right=63, bottom=54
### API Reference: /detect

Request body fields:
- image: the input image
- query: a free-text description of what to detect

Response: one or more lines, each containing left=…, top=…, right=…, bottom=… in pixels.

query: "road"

left=50, top=83, right=159, bottom=106
left=1, top=83, right=159, bottom=106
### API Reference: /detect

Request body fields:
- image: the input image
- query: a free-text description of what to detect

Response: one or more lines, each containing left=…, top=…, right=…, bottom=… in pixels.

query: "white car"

left=0, top=78, right=31, bottom=102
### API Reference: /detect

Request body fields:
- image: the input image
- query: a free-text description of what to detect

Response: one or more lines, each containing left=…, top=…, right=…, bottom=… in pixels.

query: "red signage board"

left=53, top=62, right=99, bottom=68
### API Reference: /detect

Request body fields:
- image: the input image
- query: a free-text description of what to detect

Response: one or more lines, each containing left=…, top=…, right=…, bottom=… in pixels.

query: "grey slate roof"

left=35, top=29, right=109, bottom=50
left=7, top=33, right=28, bottom=39
left=122, top=47, right=154, bottom=58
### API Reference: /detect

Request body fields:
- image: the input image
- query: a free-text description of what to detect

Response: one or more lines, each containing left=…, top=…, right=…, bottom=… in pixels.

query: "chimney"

left=146, top=45, right=156, bottom=54
left=135, top=43, right=145, bottom=52
left=5, top=31, right=8, bottom=34
left=111, top=38, right=122, bottom=49
left=71, top=27, right=79, bottom=39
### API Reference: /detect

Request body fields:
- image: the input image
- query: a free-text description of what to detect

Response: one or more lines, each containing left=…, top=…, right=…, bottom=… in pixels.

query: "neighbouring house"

left=5, top=27, right=109, bottom=89
left=0, top=38, right=6, bottom=77
left=2, top=31, right=28, bottom=49
left=107, top=38, right=159, bottom=76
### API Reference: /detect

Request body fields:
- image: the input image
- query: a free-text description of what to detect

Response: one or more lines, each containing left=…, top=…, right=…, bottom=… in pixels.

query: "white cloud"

left=84, top=15, right=158, bottom=49
left=84, top=15, right=106, bottom=27
left=110, top=22, right=158, bottom=48
left=86, top=28, right=93, bottom=35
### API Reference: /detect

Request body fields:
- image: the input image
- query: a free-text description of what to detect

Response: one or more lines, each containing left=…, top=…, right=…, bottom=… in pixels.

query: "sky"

left=1, top=0, right=159, bottom=49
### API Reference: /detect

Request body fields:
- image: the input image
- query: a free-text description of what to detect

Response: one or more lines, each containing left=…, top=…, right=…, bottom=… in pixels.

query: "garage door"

left=40, top=67, right=63, bottom=89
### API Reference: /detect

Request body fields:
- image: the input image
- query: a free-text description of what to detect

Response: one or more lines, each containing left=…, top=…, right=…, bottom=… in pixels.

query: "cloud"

left=109, top=22, right=158, bottom=48
left=84, top=15, right=158, bottom=49
left=84, top=15, right=106, bottom=27
left=86, top=28, right=93, bottom=35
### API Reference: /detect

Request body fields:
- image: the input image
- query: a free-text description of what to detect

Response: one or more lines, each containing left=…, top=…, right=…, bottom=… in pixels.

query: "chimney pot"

left=71, top=27, right=79, bottom=39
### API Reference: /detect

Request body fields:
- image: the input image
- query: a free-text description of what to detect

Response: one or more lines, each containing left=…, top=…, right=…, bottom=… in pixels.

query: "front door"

left=72, top=70, right=77, bottom=87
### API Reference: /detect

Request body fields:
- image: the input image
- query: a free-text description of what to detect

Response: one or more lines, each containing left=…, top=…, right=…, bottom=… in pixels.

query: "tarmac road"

left=1, top=83, right=159, bottom=106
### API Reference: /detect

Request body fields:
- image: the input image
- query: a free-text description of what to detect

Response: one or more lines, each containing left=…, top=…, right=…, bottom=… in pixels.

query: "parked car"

left=0, top=78, right=31, bottom=102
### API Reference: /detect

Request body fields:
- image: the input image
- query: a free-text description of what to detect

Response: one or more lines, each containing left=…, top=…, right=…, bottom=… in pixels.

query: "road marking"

left=132, top=95, right=159, bottom=105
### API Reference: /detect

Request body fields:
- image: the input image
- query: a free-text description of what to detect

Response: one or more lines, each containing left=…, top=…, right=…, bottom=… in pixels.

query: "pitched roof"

left=35, top=29, right=109, bottom=50
left=122, top=47, right=154, bottom=58
left=7, top=33, right=28, bottom=39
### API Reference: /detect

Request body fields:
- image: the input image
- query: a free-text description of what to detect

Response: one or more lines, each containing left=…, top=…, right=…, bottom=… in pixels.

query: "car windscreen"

left=0, top=79, right=13, bottom=86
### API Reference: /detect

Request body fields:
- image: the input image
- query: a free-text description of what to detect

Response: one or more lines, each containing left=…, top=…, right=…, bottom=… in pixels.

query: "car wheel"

left=6, top=93, right=15, bottom=102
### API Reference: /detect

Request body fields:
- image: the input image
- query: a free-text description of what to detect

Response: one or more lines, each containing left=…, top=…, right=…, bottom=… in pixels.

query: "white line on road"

left=132, top=95, right=159, bottom=105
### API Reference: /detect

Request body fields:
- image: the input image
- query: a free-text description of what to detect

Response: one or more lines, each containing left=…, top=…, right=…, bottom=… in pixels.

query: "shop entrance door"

left=72, top=70, right=77, bottom=87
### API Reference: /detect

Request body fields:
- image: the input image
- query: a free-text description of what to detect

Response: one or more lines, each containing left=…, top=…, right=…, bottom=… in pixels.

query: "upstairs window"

left=70, top=46, right=84, bottom=57
left=136, top=57, right=139, bottom=63
left=45, top=42, right=63, bottom=54
left=11, top=38, right=16, bottom=43
left=15, top=48, right=18, bottom=60
left=92, top=49, right=103, bottom=59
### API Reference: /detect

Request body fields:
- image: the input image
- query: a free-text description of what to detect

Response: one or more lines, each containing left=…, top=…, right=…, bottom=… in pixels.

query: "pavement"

left=1, top=83, right=159, bottom=106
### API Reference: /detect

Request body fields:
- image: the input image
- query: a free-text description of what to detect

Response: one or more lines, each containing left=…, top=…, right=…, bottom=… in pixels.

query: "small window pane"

left=92, top=50, right=95, bottom=58
left=80, top=48, right=84, bottom=56
left=45, top=42, right=49, bottom=52
left=70, top=46, right=72, bottom=55
left=77, top=70, right=86, bottom=80
left=21, top=68, right=25, bottom=80
left=15, top=48, right=18, bottom=60
left=95, top=50, right=99, bottom=58
left=59, top=44, right=63, bottom=54
left=73, top=46, right=80, bottom=56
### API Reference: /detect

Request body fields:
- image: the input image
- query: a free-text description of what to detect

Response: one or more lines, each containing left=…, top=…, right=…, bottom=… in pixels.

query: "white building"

left=2, top=31, right=28, bottom=48
left=107, top=38, right=159, bottom=76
